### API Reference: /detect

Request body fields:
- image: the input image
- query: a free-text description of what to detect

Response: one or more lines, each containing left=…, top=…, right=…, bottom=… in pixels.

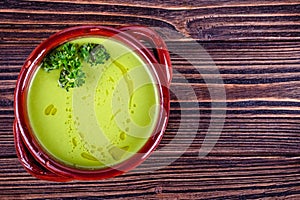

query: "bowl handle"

left=13, top=121, right=72, bottom=182
left=119, top=26, right=172, bottom=87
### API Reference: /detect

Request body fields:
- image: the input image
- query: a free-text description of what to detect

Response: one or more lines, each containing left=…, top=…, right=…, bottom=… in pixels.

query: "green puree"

left=27, top=37, right=160, bottom=169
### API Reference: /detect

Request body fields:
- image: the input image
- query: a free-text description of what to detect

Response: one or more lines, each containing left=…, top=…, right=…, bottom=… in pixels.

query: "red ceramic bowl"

left=14, top=26, right=172, bottom=182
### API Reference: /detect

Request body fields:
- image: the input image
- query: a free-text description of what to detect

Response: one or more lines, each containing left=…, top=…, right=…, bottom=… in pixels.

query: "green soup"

left=27, top=37, right=160, bottom=169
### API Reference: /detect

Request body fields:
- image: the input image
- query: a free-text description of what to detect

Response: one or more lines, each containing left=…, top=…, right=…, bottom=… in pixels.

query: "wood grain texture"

left=1, top=0, right=300, bottom=199
left=1, top=157, right=300, bottom=199
left=1, top=0, right=300, bottom=41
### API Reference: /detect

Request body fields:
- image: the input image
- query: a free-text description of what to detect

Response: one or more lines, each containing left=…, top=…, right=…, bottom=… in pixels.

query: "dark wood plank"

left=0, top=157, right=300, bottom=199
left=0, top=0, right=299, bottom=41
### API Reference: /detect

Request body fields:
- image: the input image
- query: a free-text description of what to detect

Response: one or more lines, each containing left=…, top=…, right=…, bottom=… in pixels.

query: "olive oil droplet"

left=119, top=132, right=126, bottom=140
left=44, top=104, right=57, bottom=115
left=81, top=152, right=98, bottom=161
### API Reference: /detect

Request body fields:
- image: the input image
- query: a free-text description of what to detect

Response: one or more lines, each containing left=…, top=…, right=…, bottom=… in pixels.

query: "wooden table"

left=1, top=0, right=300, bottom=199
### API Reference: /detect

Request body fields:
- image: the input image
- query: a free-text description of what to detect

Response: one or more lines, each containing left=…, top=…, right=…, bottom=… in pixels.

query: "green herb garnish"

left=79, top=43, right=110, bottom=67
left=42, top=42, right=110, bottom=91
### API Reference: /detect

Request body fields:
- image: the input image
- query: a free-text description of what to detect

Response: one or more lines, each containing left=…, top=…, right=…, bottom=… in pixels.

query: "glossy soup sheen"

left=27, top=37, right=160, bottom=169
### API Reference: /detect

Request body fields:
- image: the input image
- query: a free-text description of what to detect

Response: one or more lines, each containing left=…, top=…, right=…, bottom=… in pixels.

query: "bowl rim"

left=14, top=25, right=171, bottom=181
